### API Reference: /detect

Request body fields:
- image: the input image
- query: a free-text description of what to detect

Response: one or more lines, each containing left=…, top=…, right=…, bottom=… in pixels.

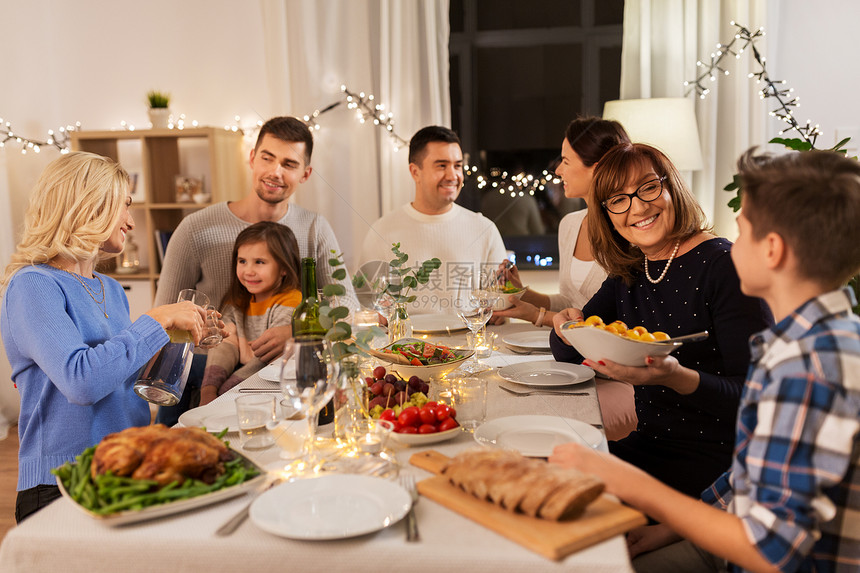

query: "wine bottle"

left=292, top=257, right=334, bottom=425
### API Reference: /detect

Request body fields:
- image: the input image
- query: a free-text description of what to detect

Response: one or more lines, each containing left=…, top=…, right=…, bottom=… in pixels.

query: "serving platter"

left=497, top=361, right=594, bottom=388
left=560, top=323, right=682, bottom=367
left=389, top=426, right=462, bottom=446
left=56, top=448, right=267, bottom=526
left=250, top=474, right=411, bottom=540
left=473, top=415, right=603, bottom=457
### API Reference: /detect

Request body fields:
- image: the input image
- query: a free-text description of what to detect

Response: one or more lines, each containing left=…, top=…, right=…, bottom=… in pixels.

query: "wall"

left=766, top=0, right=860, bottom=153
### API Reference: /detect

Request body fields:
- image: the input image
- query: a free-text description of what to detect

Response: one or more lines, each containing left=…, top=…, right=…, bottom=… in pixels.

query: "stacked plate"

left=501, top=330, right=551, bottom=353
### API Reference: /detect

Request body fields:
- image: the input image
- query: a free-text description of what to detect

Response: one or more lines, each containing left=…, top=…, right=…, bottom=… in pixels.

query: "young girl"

left=199, top=221, right=302, bottom=405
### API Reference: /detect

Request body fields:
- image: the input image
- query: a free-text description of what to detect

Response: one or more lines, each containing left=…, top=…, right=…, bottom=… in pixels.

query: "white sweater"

left=360, top=203, right=507, bottom=314
left=547, top=209, right=607, bottom=311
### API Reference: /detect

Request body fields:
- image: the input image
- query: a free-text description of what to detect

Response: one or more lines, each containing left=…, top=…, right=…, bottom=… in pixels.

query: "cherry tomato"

left=379, top=408, right=396, bottom=422
left=390, top=421, right=403, bottom=433
left=398, top=408, right=420, bottom=428
left=425, top=401, right=438, bottom=408
left=398, top=425, right=418, bottom=434
left=418, top=424, right=438, bottom=434
left=373, top=366, right=387, bottom=379
left=435, top=404, right=452, bottom=422
left=417, top=406, right=436, bottom=424
left=438, top=418, right=459, bottom=432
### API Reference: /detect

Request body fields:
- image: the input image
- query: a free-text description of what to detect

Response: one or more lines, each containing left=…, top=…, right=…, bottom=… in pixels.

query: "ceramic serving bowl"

left=377, top=338, right=474, bottom=379
left=559, top=322, right=683, bottom=367
left=491, top=286, right=528, bottom=310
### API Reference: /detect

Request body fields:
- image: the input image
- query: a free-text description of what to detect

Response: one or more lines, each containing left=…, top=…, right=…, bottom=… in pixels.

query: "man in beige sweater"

left=155, top=117, right=356, bottom=424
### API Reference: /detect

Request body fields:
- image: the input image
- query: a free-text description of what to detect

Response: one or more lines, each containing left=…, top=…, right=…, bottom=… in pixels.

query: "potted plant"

left=146, top=90, right=171, bottom=129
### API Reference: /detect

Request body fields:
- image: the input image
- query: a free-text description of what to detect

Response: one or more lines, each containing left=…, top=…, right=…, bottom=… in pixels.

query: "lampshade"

left=602, top=98, right=704, bottom=171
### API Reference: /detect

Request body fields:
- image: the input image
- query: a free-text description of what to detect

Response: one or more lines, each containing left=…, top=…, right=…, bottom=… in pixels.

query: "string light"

left=0, top=118, right=77, bottom=154
left=686, top=21, right=820, bottom=147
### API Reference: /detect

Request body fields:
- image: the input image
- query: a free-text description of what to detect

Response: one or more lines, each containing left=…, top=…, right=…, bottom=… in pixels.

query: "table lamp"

left=602, top=98, right=704, bottom=171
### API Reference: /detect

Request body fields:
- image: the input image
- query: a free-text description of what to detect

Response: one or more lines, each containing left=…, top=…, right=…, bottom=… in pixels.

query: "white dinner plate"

left=502, top=330, right=551, bottom=351
left=179, top=400, right=239, bottom=433
left=250, top=474, right=411, bottom=540
left=474, top=415, right=603, bottom=457
left=410, top=314, right=468, bottom=334
left=497, top=360, right=594, bottom=387
left=257, top=358, right=295, bottom=382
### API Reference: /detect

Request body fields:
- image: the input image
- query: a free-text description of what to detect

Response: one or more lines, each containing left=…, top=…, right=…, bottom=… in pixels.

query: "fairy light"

left=686, top=21, right=820, bottom=147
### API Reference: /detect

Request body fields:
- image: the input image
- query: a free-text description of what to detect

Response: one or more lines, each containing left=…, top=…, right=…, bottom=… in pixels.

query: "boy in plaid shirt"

left=550, top=148, right=860, bottom=572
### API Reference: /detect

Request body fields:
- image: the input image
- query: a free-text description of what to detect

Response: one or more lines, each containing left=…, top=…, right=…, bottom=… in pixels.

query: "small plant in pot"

left=146, top=90, right=171, bottom=129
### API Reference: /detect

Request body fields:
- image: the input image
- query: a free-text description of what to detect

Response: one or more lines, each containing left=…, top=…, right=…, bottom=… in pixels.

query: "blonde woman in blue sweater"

left=0, top=152, right=207, bottom=523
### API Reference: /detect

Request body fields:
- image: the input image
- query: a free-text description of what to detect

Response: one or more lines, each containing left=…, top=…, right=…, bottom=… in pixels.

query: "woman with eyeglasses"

left=550, top=143, right=773, bottom=498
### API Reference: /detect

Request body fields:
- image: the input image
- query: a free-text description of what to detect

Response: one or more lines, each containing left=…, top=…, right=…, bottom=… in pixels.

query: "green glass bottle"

left=292, top=257, right=334, bottom=425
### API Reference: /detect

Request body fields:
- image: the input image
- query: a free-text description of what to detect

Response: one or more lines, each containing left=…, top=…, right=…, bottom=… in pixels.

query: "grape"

left=394, top=380, right=407, bottom=392
left=419, top=382, right=430, bottom=394
left=368, top=396, right=388, bottom=410
left=381, top=383, right=395, bottom=397
left=384, top=373, right=398, bottom=384
left=369, top=381, right=385, bottom=396
left=408, top=376, right=421, bottom=390
left=394, top=391, right=408, bottom=406
left=373, top=366, right=387, bottom=379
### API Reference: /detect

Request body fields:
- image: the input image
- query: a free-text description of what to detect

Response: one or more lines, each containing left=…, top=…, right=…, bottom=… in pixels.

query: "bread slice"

left=442, top=448, right=604, bottom=521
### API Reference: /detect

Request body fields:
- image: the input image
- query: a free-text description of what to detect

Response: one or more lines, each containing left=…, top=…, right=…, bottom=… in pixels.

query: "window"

left=450, top=0, right=624, bottom=269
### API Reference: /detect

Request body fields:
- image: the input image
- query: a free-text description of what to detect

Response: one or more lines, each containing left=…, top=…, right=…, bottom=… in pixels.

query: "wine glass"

left=370, top=273, right=394, bottom=323
left=454, top=270, right=496, bottom=374
left=279, top=337, right=339, bottom=473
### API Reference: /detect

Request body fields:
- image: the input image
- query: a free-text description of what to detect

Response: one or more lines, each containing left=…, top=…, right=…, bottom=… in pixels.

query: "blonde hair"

left=1, top=152, right=130, bottom=287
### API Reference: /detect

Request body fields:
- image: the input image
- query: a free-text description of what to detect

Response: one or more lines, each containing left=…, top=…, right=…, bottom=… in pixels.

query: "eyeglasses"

left=602, top=176, right=667, bottom=214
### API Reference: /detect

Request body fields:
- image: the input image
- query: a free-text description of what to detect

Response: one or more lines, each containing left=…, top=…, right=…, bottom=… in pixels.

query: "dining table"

left=0, top=319, right=638, bottom=573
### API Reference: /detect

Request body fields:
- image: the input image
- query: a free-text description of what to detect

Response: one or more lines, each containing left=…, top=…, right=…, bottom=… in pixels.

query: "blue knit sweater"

left=1, top=265, right=169, bottom=490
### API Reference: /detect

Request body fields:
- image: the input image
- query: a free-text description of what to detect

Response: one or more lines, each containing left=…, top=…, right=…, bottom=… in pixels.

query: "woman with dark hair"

left=550, top=143, right=773, bottom=498
left=496, top=117, right=631, bottom=327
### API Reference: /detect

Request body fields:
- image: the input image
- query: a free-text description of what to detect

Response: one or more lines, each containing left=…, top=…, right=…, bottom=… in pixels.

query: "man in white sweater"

left=155, top=116, right=356, bottom=424
left=360, top=126, right=506, bottom=314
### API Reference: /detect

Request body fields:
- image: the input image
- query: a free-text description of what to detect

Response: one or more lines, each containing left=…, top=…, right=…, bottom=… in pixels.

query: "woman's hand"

left=582, top=355, right=700, bottom=394
left=551, top=308, right=584, bottom=343
left=492, top=296, right=539, bottom=323
left=500, top=262, right=523, bottom=289
left=626, top=524, right=681, bottom=559
left=145, top=301, right=206, bottom=344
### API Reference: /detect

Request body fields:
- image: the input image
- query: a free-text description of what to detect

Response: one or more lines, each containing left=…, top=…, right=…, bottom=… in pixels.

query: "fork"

left=499, top=385, right=589, bottom=397
left=400, top=474, right=420, bottom=542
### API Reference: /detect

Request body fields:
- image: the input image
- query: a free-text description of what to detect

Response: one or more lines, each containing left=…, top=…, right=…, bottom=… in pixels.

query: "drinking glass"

left=370, top=273, right=394, bottom=324
left=279, top=337, right=339, bottom=473
left=454, top=271, right=496, bottom=374
left=197, top=305, right=223, bottom=349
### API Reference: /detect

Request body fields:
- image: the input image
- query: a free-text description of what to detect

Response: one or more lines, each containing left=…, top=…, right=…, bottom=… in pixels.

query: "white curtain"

left=619, top=0, right=770, bottom=238
left=260, top=0, right=451, bottom=268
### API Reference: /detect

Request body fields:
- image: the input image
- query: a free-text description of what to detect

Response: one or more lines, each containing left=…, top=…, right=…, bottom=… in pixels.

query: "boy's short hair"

left=255, top=117, right=314, bottom=165
left=408, top=126, right=461, bottom=166
left=738, top=148, right=860, bottom=287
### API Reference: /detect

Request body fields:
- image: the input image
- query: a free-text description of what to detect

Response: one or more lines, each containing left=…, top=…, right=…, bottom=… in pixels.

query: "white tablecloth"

left=0, top=321, right=633, bottom=573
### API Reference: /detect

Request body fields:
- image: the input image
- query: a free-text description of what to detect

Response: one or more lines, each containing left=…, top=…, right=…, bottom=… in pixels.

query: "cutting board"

left=410, top=450, right=646, bottom=561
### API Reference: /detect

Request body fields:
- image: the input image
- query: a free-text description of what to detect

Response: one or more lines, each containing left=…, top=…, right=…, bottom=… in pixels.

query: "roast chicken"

left=91, top=424, right=234, bottom=486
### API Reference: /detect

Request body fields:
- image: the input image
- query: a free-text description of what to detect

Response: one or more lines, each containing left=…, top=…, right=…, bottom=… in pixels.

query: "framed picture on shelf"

left=174, top=175, right=208, bottom=203
left=128, top=173, right=141, bottom=201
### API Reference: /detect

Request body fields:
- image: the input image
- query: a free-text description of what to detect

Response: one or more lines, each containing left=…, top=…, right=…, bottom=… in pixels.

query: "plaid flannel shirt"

left=702, top=287, right=860, bottom=573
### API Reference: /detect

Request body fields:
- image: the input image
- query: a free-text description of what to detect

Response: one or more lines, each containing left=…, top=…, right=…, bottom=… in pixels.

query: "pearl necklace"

left=59, top=268, right=109, bottom=318
left=643, top=240, right=681, bottom=284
